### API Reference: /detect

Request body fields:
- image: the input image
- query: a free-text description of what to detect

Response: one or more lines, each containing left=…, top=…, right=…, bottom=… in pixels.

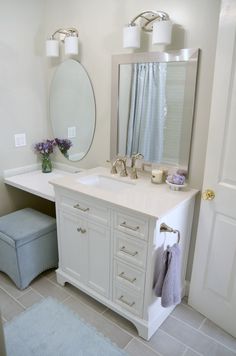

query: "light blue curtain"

left=126, top=62, right=167, bottom=163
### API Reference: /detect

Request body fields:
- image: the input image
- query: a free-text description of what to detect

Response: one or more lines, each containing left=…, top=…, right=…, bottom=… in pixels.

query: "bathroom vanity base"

left=56, top=268, right=177, bottom=340
left=51, top=167, right=197, bottom=340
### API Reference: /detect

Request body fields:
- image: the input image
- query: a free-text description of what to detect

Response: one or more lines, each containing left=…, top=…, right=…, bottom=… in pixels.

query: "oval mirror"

left=50, top=59, right=96, bottom=161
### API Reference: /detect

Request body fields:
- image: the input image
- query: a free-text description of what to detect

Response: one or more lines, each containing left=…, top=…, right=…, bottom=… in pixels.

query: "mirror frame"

left=110, top=49, right=199, bottom=170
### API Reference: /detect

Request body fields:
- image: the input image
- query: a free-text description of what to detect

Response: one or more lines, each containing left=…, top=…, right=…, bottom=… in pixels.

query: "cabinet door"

left=59, top=212, right=88, bottom=284
left=87, top=222, right=110, bottom=297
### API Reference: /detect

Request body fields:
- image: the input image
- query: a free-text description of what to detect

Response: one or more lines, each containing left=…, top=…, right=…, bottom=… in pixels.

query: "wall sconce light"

left=46, top=28, right=79, bottom=57
left=123, top=10, right=172, bottom=49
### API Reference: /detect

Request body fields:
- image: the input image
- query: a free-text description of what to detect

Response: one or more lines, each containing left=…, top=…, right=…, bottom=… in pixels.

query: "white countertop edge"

left=4, top=178, right=55, bottom=202
left=4, top=163, right=85, bottom=202
left=50, top=167, right=199, bottom=219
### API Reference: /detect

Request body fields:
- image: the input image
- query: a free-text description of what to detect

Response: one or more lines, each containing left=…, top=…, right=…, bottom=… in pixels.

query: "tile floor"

left=1, top=270, right=236, bottom=356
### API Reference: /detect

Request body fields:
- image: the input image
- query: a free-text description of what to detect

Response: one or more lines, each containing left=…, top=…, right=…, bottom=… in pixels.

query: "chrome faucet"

left=110, top=157, right=128, bottom=177
left=130, top=153, right=144, bottom=179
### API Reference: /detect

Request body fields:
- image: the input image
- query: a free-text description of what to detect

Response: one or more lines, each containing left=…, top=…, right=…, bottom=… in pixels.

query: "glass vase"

left=41, top=155, right=52, bottom=173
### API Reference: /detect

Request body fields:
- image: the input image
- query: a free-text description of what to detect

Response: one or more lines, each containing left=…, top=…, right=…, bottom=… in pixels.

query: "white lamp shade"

left=64, top=36, right=79, bottom=55
left=123, top=25, right=140, bottom=49
left=152, top=20, right=172, bottom=45
left=46, top=39, right=59, bottom=57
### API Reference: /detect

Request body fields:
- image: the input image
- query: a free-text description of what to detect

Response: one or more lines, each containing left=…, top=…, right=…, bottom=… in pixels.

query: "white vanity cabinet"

left=52, top=169, right=197, bottom=340
left=56, top=190, right=111, bottom=298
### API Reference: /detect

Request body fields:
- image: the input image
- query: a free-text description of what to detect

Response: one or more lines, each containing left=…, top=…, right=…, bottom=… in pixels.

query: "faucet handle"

left=131, top=153, right=144, bottom=168
left=130, top=153, right=144, bottom=179
left=131, top=153, right=144, bottom=161
left=106, top=159, right=118, bottom=174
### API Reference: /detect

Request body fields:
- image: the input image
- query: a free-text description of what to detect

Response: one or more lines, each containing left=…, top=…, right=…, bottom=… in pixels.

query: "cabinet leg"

left=133, top=322, right=150, bottom=341
left=56, top=271, right=66, bottom=286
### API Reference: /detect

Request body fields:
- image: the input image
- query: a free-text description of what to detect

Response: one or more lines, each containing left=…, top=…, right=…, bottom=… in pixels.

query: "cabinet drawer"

left=113, top=284, right=143, bottom=317
left=114, top=211, right=148, bottom=240
left=114, top=232, right=147, bottom=269
left=114, top=259, right=145, bottom=293
left=60, top=194, right=109, bottom=225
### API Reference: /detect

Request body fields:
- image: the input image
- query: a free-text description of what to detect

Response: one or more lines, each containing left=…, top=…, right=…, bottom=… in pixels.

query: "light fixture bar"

left=46, top=27, right=79, bottom=57
left=129, top=10, right=170, bottom=32
left=123, top=10, right=172, bottom=49
left=50, top=27, right=79, bottom=40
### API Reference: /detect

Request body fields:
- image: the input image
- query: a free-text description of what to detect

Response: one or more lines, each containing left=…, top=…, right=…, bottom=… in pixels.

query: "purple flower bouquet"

left=34, top=139, right=56, bottom=173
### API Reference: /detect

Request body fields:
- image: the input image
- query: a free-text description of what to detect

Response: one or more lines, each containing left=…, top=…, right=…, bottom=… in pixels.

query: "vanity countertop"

left=4, top=169, right=78, bottom=202
left=50, top=166, right=198, bottom=219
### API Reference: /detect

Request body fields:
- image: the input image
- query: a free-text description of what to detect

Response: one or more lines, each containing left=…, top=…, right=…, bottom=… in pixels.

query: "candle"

left=151, top=169, right=163, bottom=184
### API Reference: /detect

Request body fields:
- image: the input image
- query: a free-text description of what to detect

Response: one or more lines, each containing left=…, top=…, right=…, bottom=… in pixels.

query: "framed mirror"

left=50, top=59, right=96, bottom=161
left=111, top=49, right=199, bottom=171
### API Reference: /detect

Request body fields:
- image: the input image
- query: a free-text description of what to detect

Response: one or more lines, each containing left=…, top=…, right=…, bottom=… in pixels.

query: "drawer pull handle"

left=120, top=246, right=138, bottom=257
left=119, top=295, right=135, bottom=307
left=119, top=272, right=136, bottom=284
left=73, top=203, right=89, bottom=212
left=77, top=227, right=86, bottom=234
left=120, top=221, right=139, bottom=231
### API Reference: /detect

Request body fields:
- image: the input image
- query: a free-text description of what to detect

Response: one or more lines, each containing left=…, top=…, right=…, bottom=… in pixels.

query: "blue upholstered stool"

left=0, top=208, right=58, bottom=290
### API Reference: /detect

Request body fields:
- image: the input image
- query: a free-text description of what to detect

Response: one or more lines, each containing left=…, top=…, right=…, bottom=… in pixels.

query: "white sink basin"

left=77, top=175, right=135, bottom=192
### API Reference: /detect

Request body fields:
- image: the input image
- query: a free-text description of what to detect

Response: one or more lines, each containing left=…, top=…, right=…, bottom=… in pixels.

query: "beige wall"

left=0, top=0, right=55, bottom=216
left=0, top=0, right=220, bottom=277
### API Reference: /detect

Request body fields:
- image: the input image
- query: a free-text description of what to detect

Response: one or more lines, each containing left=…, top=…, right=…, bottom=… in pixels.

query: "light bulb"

left=46, top=39, right=59, bottom=57
left=152, top=20, right=172, bottom=45
left=64, top=36, right=79, bottom=55
left=123, top=25, right=141, bottom=49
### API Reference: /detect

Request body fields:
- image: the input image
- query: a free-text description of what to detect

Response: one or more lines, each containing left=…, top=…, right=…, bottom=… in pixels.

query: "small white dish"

left=166, top=180, right=187, bottom=191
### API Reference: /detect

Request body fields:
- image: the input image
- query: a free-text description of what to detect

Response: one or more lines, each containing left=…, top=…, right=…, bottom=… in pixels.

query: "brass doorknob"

left=202, top=189, right=215, bottom=201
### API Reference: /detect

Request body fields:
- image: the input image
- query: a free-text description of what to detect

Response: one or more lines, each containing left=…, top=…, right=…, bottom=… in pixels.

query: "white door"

left=189, top=0, right=236, bottom=337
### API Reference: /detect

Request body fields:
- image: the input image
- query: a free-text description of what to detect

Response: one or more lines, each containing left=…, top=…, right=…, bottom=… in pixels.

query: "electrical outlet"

left=14, top=133, right=26, bottom=147
left=68, top=126, right=76, bottom=139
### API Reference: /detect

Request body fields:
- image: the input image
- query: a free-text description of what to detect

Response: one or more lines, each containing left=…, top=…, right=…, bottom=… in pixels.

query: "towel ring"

left=160, top=223, right=180, bottom=243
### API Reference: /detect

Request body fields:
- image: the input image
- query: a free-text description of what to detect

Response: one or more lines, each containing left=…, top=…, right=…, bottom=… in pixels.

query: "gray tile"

left=200, top=319, right=236, bottom=352
left=17, top=289, right=43, bottom=308
left=64, top=283, right=107, bottom=313
left=160, top=316, right=236, bottom=356
left=103, top=308, right=138, bottom=336
left=64, top=296, right=133, bottom=349
left=184, top=349, right=202, bottom=356
left=171, top=303, right=206, bottom=329
left=0, top=287, right=24, bottom=321
left=0, top=272, right=31, bottom=298
left=31, top=277, right=69, bottom=302
left=145, top=328, right=186, bottom=356
left=125, top=338, right=161, bottom=356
